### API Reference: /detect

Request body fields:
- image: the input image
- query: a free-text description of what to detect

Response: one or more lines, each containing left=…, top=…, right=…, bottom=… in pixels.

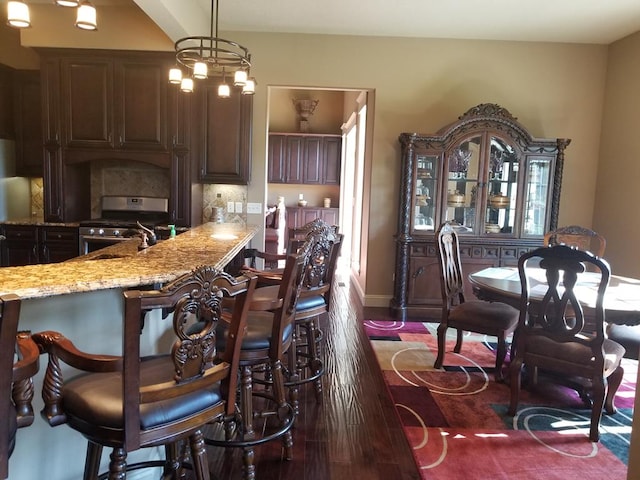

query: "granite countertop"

left=1, top=216, right=79, bottom=227
left=0, top=223, right=258, bottom=300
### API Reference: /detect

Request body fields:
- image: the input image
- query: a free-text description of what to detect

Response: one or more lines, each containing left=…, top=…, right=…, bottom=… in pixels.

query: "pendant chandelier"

left=169, top=0, right=255, bottom=97
left=6, top=1, right=97, bottom=31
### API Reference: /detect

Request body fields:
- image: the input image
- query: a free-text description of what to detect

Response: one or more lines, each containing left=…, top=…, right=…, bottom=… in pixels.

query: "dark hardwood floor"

left=205, top=275, right=420, bottom=479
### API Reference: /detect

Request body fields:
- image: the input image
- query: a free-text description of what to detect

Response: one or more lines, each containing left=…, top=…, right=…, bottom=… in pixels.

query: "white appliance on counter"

left=0, top=139, right=31, bottom=221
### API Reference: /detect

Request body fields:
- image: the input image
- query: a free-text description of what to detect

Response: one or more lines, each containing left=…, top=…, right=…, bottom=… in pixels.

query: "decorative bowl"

left=298, top=200, right=308, bottom=207
left=489, top=194, right=510, bottom=208
left=485, top=223, right=501, bottom=233
left=447, top=191, right=465, bottom=207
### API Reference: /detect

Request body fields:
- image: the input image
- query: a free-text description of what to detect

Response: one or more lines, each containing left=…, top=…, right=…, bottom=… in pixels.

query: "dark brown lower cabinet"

left=392, top=239, right=537, bottom=319
left=286, top=207, right=339, bottom=230
left=1, top=225, right=79, bottom=266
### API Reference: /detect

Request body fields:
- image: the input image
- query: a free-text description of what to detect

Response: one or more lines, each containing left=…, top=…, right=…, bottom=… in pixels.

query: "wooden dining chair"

left=544, top=225, right=606, bottom=257
left=508, top=244, right=625, bottom=442
left=434, top=221, right=519, bottom=381
left=33, top=266, right=257, bottom=480
left=1, top=294, right=39, bottom=480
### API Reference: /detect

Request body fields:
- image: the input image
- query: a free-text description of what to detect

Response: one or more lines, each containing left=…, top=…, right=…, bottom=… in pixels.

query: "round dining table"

left=468, top=266, right=640, bottom=326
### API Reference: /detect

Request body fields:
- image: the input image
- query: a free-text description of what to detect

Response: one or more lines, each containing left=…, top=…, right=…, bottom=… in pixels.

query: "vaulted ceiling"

left=130, top=0, right=640, bottom=45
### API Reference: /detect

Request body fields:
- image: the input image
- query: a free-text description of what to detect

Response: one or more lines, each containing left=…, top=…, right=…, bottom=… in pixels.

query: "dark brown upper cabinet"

left=58, top=52, right=171, bottom=166
left=268, top=133, right=341, bottom=185
left=14, top=70, right=44, bottom=177
left=192, top=79, right=253, bottom=184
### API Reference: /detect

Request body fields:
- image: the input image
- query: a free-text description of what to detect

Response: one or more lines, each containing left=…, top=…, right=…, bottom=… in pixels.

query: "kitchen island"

left=5, top=222, right=258, bottom=480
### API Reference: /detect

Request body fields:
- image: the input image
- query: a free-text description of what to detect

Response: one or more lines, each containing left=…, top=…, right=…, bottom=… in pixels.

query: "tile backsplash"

left=30, top=177, right=44, bottom=216
left=202, top=184, right=248, bottom=225
left=89, top=160, right=170, bottom=217
left=26, top=162, right=250, bottom=226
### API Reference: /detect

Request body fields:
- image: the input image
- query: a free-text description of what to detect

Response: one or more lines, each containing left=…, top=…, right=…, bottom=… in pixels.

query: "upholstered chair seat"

left=61, top=356, right=225, bottom=432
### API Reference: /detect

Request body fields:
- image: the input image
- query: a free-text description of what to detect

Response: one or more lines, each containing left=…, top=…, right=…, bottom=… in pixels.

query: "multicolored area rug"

left=365, top=320, right=635, bottom=480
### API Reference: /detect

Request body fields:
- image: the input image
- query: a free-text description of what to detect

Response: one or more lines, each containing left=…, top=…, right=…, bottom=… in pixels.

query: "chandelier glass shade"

left=6, top=0, right=97, bottom=31
left=170, top=0, right=255, bottom=96
left=7, top=1, right=31, bottom=28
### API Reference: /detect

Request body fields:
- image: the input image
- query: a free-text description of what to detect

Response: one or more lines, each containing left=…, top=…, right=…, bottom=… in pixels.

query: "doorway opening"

left=266, top=86, right=370, bottom=280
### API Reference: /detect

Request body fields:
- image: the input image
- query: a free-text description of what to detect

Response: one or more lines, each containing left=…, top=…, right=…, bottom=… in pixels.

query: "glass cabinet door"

left=523, top=157, right=552, bottom=235
left=444, top=135, right=481, bottom=233
left=412, top=154, right=439, bottom=231
left=483, top=137, right=519, bottom=235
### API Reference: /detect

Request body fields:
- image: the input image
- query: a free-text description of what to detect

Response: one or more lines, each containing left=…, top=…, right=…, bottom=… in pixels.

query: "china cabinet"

left=391, top=104, right=571, bottom=319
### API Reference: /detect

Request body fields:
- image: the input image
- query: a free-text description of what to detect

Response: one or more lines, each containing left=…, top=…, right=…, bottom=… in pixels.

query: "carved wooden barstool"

left=33, top=267, right=257, bottom=480
left=243, top=219, right=343, bottom=413
left=1, top=294, right=39, bottom=480
left=203, top=247, right=311, bottom=480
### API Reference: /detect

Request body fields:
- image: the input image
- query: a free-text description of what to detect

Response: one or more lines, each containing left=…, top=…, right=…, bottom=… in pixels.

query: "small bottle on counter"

left=169, top=224, right=176, bottom=239
left=213, top=193, right=225, bottom=223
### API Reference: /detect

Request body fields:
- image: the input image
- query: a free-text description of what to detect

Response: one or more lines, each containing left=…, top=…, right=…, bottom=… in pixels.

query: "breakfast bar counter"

left=0, top=222, right=258, bottom=299
left=6, top=222, right=258, bottom=480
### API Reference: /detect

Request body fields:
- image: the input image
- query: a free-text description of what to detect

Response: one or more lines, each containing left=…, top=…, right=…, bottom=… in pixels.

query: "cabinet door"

left=115, top=60, right=168, bottom=151
left=303, top=136, right=322, bottom=184
left=14, top=70, right=43, bottom=177
left=198, top=81, right=253, bottom=184
left=444, top=135, right=483, bottom=234
left=40, top=226, right=79, bottom=263
left=320, top=208, right=339, bottom=227
left=62, top=58, right=114, bottom=149
left=3, top=225, right=39, bottom=266
left=267, top=134, right=287, bottom=183
left=407, top=252, right=441, bottom=306
left=482, top=136, right=519, bottom=236
left=300, top=207, right=323, bottom=225
left=323, top=136, right=341, bottom=185
left=0, top=65, right=14, bottom=139
left=286, top=136, right=304, bottom=184
left=413, top=154, right=439, bottom=233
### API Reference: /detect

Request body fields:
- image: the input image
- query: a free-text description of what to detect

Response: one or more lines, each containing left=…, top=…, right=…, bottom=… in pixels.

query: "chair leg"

left=453, top=328, right=464, bottom=353
left=434, top=323, right=447, bottom=369
left=605, top=365, right=624, bottom=415
left=508, top=357, right=524, bottom=416
left=309, top=318, right=324, bottom=401
left=589, top=374, right=606, bottom=442
left=494, top=335, right=507, bottom=382
left=188, top=430, right=210, bottom=480
left=83, top=441, right=103, bottom=480
left=242, top=448, right=256, bottom=480
left=240, top=365, right=257, bottom=480
left=163, top=442, right=184, bottom=479
left=240, top=365, right=255, bottom=440
left=287, top=327, right=301, bottom=416
left=272, top=359, right=294, bottom=461
left=107, top=447, right=127, bottom=480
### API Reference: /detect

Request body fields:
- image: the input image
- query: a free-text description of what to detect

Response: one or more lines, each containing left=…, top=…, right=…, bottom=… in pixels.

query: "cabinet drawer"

left=42, top=227, right=78, bottom=244
left=4, top=225, right=37, bottom=242
left=410, top=243, right=436, bottom=257
left=480, top=246, right=500, bottom=259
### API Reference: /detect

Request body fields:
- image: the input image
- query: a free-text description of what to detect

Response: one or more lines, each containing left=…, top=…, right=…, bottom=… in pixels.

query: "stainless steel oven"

left=79, top=226, right=134, bottom=255
left=78, top=196, right=170, bottom=255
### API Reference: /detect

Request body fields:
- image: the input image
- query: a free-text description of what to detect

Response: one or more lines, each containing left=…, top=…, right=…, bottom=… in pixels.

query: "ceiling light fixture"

left=6, top=0, right=97, bottom=31
left=55, top=0, right=80, bottom=6
left=74, top=1, right=97, bottom=31
left=7, top=1, right=31, bottom=28
left=170, top=0, right=255, bottom=96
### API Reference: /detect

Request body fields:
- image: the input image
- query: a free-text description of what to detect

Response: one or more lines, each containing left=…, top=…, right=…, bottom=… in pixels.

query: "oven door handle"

left=81, top=235, right=131, bottom=242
